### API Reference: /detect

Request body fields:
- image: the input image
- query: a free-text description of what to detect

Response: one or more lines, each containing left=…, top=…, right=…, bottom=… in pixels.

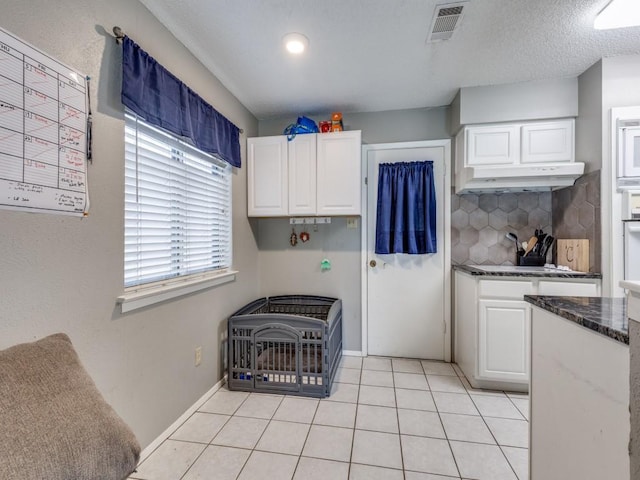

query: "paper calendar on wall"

left=0, top=27, right=89, bottom=216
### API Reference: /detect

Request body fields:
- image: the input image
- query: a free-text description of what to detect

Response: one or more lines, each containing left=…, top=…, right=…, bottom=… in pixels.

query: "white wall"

left=0, top=0, right=259, bottom=448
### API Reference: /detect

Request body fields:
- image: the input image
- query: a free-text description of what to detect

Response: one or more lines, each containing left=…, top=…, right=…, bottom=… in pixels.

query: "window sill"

left=117, top=270, right=238, bottom=313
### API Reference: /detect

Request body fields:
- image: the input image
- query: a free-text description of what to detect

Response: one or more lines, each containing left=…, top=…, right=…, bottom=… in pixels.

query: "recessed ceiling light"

left=283, top=33, right=309, bottom=54
left=594, top=0, right=640, bottom=30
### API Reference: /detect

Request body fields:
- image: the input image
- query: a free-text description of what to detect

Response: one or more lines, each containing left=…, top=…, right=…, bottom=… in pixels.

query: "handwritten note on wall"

left=0, top=27, right=88, bottom=216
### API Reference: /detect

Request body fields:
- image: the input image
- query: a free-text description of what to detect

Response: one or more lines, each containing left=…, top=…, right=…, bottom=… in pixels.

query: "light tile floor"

left=130, top=357, right=529, bottom=480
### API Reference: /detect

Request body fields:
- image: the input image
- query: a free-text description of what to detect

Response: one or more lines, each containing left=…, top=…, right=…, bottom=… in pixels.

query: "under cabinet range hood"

left=454, top=119, right=584, bottom=194
left=454, top=162, right=585, bottom=194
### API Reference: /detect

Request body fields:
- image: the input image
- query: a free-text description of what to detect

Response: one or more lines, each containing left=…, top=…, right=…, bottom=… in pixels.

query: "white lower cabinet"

left=454, top=270, right=601, bottom=392
left=478, top=299, right=530, bottom=384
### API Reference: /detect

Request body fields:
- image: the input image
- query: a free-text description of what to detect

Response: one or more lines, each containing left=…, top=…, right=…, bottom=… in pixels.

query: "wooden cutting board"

left=556, top=239, right=590, bottom=272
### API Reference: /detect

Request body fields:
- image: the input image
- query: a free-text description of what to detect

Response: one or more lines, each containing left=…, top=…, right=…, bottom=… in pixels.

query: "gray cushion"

left=0, top=333, right=140, bottom=480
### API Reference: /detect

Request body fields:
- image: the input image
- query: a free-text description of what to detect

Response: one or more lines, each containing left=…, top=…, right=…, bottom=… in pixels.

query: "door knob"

left=369, top=260, right=377, bottom=268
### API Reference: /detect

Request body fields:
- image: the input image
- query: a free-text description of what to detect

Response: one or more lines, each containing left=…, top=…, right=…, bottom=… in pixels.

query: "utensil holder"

left=517, top=253, right=545, bottom=266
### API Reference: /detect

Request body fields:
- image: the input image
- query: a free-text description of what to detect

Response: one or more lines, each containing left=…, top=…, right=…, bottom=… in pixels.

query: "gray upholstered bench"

left=0, top=333, right=140, bottom=480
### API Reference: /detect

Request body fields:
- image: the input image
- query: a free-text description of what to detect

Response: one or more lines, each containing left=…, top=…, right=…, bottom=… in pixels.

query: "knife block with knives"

left=516, top=230, right=555, bottom=266
left=517, top=252, right=545, bottom=266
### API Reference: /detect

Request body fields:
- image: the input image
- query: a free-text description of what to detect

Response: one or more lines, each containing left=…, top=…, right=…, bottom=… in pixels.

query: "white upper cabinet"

left=247, top=136, right=288, bottom=216
left=247, top=131, right=361, bottom=217
left=460, top=118, right=575, bottom=168
left=288, top=134, right=317, bottom=215
left=316, top=130, right=361, bottom=215
left=521, top=119, right=574, bottom=164
left=466, top=124, right=520, bottom=166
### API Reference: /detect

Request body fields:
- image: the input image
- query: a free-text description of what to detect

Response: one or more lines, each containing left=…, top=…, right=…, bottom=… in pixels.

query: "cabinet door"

left=288, top=134, right=317, bottom=215
left=537, top=280, right=600, bottom=297
left=466, top=125, right=519, bottom=166
left=316, top=131, right=362, bottom=215
left=521, top=119, right=574, bottom=164
left=247, top=136, right=288, bottom=216
left=478, top=299, right=530, bottom=384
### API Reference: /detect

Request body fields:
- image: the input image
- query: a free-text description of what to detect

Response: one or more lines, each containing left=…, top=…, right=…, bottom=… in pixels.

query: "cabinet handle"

left=369, top=260, right=377, bottom=268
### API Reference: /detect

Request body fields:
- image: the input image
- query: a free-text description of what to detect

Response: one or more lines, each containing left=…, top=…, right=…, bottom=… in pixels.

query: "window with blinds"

left=124, top=112, right=232, bottom=288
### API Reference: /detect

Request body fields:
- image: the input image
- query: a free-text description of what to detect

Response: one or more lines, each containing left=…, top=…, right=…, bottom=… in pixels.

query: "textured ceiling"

left=139, top=0, right=640, bottom=120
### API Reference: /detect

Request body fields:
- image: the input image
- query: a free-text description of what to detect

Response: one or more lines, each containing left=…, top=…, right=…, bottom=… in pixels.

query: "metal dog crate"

left=227, top=295, right=342, bottom=398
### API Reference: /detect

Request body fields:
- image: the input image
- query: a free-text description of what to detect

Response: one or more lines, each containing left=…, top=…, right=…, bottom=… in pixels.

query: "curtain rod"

left=112, top=26, right=125, bottom=44
left=111, top=26, right=244, bottom=135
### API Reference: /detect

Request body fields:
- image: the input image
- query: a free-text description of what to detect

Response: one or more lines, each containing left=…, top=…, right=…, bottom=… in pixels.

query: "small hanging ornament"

left=300, top=230, right=310, bottom=243
left=290, top=227, right=298, bottom=247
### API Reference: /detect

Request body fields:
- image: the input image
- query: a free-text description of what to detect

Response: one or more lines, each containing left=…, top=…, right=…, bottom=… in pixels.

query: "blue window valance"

left=121, top=36, right=241, bottom=168
left=375, top=161, right=437, bottom=255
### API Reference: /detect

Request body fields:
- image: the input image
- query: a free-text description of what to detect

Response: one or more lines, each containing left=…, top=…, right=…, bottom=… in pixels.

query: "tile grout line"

left=505, top=392, right=529, bottom=421
left=498, top=444, right=527, bottom=480
left=425, top=361, right=464, bottom=479
left=233, top=393, right=285, bottom=479
left=346, top=364, right=363, bottom=478
left=347, top=366, right=364, bottom=478
left=466, top=388, right=524, bottom=480
left=391, top=360, right=407, bottom=476
left=174, top=392, right=238, bottom=480
left=347, top=364, right=364, bottom=478
left=291, top=394, right=322, bottom=479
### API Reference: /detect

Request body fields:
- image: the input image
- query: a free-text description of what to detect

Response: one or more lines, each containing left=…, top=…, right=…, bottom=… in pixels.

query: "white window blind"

left=124, top=112, right=232, bottom=288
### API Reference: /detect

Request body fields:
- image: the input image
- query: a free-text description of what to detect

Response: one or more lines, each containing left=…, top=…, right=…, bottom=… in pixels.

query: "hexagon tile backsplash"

left=551, top=171, right=600, bottom=273
left=451, top=191, right=552, bottom=265
left=451, top=171, right=601, bottom=269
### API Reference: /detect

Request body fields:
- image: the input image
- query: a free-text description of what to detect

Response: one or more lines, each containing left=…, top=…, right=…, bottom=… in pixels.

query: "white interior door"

left=364, top=141, right=450, bottom=360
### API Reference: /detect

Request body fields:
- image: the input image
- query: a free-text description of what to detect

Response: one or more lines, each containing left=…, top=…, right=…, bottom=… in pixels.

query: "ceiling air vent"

left=428, top=2, right=468, bottom=42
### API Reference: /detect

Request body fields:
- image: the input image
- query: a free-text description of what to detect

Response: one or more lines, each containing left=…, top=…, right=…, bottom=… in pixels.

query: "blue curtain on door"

left=375, top=161, right=437, bottom=255
left=121, top=36, right=241, bottom=168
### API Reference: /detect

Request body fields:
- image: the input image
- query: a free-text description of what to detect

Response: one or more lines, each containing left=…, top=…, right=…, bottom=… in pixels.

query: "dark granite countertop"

left=524, top=296, right=628, bottom=345
left=453, top=264, right=602, bottom=279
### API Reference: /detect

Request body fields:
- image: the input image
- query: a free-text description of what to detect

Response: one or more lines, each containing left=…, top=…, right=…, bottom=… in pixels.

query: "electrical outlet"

left=195, top=346, right=202, bottom=366
left=346, top=217, right=358, bottom=229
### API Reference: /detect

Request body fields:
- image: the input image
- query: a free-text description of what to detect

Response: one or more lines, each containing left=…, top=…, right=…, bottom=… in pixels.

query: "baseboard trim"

left=342, top=350, right=364, bottom=357
left=139, top=376, right=226, bottom=463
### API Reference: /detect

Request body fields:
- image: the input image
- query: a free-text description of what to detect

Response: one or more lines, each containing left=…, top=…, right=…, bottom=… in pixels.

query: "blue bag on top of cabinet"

left=283, top=116, right=319, bottom=141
